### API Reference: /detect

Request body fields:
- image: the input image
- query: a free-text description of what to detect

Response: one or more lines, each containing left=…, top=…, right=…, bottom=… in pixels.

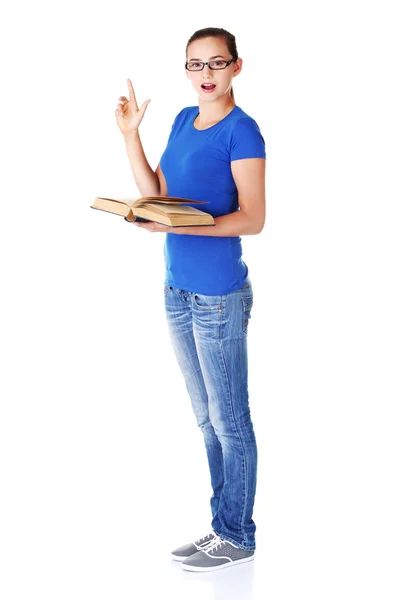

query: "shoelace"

left=197, top=533, right=215, bottom=545
left=203, top=535, right=225, bottom=554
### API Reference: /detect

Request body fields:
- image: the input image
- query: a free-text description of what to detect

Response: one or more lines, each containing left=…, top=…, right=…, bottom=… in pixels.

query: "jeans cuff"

left=213, top=529, right=256, bottom=552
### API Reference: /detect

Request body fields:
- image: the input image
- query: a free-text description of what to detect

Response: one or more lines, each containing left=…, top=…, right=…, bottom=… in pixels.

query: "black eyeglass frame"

left=185, top=58, right=235, bottom=71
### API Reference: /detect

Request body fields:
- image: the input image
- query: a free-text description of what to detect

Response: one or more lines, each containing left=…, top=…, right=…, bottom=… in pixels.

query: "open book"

left=91, top=195, right=216, bottom=227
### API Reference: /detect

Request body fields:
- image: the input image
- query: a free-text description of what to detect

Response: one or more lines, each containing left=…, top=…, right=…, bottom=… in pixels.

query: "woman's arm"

left=168, top=210, right=259, bottom=236
left=123, top=131, right=160, bottom=197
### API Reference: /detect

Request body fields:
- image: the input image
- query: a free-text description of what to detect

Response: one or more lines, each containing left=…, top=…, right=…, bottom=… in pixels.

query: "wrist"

left=123, top=130, right=140, bottom=143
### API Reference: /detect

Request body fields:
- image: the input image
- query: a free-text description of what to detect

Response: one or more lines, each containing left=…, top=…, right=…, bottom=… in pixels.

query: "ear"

left=233, top=57, right=243, bottom=78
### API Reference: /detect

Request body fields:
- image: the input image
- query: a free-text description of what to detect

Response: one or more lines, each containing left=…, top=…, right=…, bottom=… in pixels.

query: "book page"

left=134, top=196, right=209, bottom=206
left=142, top=202, right=209, bottom=215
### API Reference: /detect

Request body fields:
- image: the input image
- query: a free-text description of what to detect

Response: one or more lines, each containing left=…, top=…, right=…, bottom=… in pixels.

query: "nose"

left=202, top=63, right=213, bottom=75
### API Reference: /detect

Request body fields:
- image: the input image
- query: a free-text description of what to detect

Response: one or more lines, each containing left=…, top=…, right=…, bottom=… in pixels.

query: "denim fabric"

left=163, top=278, right=257, bottom=551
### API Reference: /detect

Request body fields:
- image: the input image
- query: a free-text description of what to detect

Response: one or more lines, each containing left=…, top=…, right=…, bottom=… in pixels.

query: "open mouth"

left=201, top=84, right=216, bottom=92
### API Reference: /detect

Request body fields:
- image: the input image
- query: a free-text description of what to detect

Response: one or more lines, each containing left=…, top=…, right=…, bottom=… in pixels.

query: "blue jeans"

left=163, top=278, right=257, bottom=551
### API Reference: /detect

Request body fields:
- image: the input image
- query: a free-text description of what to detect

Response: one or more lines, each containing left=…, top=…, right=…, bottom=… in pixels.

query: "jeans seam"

left=241, top=295, right=253, bottom=335
left=218, top=333, right=248, bottom=540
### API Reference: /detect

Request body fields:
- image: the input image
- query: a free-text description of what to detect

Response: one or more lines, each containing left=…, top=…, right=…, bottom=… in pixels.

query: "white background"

left=1, top=1, right=399, bottom=598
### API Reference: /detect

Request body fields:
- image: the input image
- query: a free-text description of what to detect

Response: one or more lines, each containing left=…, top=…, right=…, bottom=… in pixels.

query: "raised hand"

left=115, top=78, right=151, bottom=135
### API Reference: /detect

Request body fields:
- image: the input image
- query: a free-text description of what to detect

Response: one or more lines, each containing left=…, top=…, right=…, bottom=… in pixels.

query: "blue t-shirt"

left=160, top=105, right=266, bottom=295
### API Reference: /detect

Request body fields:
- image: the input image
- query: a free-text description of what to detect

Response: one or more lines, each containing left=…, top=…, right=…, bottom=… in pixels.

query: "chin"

left=198, top=91, right=219, bottom=100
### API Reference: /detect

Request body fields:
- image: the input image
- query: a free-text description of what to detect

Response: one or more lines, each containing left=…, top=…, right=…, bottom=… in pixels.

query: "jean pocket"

left=242, top=295, right=253, bottom=334
left=193, top=293, right=222, bottom=310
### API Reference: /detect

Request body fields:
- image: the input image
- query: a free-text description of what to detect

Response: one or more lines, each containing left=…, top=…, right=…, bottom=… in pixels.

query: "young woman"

left=115, top=27, right=266, bottom=573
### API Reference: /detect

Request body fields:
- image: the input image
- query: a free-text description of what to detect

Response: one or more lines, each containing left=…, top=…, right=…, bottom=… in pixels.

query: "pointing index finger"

left=127, top=78, right=138, bottom=110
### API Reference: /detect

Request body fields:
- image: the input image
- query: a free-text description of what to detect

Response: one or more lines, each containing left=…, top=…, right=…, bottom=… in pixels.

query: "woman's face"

left=185, top=37, right=242, bottom=102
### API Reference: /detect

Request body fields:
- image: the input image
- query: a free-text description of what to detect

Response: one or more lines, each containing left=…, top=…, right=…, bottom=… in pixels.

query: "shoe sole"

left=171, top=553, right=191, bottom=561
left=181, top=554, right=254, bottom=571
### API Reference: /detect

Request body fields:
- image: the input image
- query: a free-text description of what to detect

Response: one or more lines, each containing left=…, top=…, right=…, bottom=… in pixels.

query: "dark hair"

left=186, top=27, right=238, bottom=103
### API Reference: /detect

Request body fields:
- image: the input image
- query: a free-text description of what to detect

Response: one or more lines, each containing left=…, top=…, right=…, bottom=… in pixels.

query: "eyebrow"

left=188, top=55, right=226, bottom=61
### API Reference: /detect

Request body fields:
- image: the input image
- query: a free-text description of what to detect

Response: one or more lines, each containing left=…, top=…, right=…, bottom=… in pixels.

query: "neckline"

left=191, top=105, right=238, bottom=132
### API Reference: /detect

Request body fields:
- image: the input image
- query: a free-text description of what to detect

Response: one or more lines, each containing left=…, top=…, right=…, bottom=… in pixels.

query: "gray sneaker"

left=171, top=531, right=217, bottom=561
left=180, top=535, right=255, bottom=572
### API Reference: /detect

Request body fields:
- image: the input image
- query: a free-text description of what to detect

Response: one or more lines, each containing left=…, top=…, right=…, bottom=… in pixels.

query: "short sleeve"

left=167, top=108, right=186, bottom=144
left=230, top=117, right=266, bottom=161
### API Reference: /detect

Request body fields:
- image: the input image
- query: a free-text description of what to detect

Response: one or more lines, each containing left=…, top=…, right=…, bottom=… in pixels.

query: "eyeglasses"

left=185, top=58, right=235, bottom=71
